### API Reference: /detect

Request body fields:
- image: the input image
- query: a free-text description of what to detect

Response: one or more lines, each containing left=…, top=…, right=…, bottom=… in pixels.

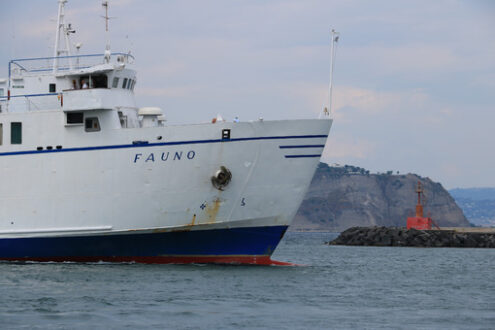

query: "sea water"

left=0, top=232, right=494, bottom=329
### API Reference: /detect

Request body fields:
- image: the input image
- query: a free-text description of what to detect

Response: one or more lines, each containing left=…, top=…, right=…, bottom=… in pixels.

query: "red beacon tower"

left=407, top=181, right=433, bottom=230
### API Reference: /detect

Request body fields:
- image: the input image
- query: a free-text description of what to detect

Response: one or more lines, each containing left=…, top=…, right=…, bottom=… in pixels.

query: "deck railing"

left=8, top=52, right=134, bottom=78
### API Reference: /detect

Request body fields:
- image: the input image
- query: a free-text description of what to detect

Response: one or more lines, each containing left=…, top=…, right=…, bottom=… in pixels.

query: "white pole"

left=328, top=29, right=339, bottom=117
left=53, top=0, right=66, bottom=73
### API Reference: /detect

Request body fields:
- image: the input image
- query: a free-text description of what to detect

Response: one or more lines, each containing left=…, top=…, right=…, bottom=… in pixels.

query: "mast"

left=52, top=0, right=64, bottom=72
left=327, top=29, right=340, bottom=117
left=102, top=1, right=111, bottom=63
left=52, top=0, right=75, bottom=73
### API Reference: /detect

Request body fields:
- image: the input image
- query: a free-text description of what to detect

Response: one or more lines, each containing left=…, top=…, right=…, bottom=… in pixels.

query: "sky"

left=1, top=0, right=494, bottom=189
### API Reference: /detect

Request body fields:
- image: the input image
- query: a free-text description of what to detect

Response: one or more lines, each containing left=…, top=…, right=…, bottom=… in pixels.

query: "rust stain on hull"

left=156, top=213, right=197, bottom=233
left=205, top=198, right=221, bottom=224
left=189, top=214, right=196, bottom=227
left=170, top=214, right=197, bottom=232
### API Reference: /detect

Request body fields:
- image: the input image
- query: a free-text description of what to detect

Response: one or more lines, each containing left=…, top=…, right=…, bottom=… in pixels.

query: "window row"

left=111, top=77, right=136, bottom=91
left=0, top=115, right=101, bottom=148
left=0, top=115, right=100, bottom=147
left=44, top=75, right=135, bottom=92
left=0, top=122, right=22, bottom=145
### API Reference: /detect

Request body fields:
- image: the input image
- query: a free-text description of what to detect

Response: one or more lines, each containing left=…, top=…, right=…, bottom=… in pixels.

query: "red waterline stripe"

left=0, top=255, right=298, bottom=266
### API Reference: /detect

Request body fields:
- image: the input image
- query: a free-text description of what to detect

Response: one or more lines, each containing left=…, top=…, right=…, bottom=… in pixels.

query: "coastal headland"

left=292, top=163, right=470, bottom=231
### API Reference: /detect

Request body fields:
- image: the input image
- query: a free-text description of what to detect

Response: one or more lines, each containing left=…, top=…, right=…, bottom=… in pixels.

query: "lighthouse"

left=406, top=181, right=433, bottom=230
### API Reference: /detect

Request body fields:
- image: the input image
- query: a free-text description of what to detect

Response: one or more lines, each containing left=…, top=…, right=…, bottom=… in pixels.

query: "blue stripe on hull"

left=0, top=134, right=328, bottom=157
left=0, top=226, right=288, bottom=259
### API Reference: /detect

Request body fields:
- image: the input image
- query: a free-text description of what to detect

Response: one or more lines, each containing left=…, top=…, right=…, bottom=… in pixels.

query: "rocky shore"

left=327, top=226, right=495, bottom=248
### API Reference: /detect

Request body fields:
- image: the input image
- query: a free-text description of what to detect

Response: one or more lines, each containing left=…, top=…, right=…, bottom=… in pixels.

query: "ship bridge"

left=1, top=53, right=137, bottom=114
left=0, top=0, right=161, bottom=133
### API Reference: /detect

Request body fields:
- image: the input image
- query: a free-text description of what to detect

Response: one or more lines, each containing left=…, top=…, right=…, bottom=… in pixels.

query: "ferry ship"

left=0, top=0, right=332, bottom=264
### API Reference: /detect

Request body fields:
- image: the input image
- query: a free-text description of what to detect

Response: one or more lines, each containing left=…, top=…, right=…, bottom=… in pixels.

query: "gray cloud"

left=1, top=0, right=494, bottom=188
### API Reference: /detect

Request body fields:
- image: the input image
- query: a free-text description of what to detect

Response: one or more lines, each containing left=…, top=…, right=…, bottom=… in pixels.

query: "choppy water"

left=1, top=232, right=494, bottom=329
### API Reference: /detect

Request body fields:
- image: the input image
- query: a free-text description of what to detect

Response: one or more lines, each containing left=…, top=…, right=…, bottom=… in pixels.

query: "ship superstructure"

left=0, top=1, right=332, bottom=264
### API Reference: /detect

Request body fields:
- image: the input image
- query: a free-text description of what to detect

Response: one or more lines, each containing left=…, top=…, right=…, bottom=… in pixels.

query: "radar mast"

left=52, top=0, right=75, bottom=72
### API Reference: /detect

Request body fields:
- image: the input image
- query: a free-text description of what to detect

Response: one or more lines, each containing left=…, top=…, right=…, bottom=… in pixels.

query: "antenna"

left=102, top=1, right=109, bottom=32
left=74, top=42, right=82, bottom=68
left=101, top=1, right=112, bottom=63
left=327, top=29, right=340, bottom=117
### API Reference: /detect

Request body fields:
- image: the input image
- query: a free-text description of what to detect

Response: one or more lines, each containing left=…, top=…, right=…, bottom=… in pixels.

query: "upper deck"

left=0, top=53, right=137, bottom=113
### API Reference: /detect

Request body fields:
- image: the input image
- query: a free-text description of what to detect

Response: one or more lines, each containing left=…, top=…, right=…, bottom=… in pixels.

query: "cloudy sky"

left=1, top=0, right=494, bottom=188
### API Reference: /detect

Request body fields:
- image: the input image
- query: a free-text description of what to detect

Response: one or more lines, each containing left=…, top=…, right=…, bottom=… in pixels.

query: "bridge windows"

left=92, top=75, right=108, bottom=88
left=11, top=122, right=22, bottom=144
left=78, top=75, right=108, bottom=89
left=115, top=77, right=135, bottom=90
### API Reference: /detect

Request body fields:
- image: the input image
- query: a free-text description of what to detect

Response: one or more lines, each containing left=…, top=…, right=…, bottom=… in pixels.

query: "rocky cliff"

left=291, top=163, right=471, bottom=231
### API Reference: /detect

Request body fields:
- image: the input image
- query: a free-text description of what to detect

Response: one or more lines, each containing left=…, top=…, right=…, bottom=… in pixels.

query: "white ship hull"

left=0, top=117, right=331, bottom=264
left=0, top=0, right=333, bottom=264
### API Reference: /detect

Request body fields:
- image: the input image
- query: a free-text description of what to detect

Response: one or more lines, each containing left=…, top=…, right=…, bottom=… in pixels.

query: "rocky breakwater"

left=327, top=226, right=495, bottom=248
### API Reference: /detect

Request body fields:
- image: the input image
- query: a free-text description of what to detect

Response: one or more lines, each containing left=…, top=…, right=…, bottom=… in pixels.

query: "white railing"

left=9, top=52, right=134, bottom=76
